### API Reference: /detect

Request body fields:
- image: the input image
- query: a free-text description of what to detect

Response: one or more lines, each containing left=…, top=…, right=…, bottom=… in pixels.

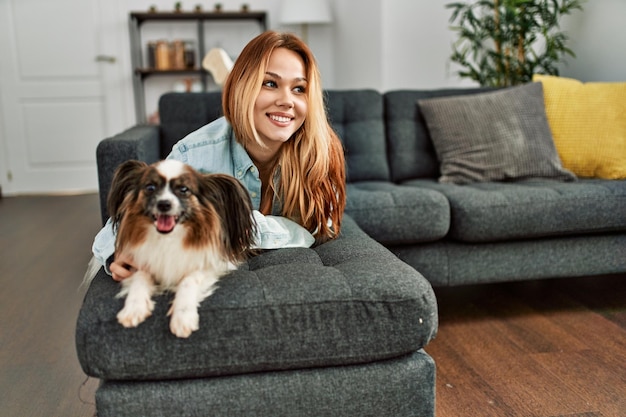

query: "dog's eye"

left=145, top=184, right=156, bottom=194
left=177, top=186, right=190, bottom=195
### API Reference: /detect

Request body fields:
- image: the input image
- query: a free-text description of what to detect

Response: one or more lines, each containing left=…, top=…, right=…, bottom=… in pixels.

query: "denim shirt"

left=92, top=117, right=315, bottom=272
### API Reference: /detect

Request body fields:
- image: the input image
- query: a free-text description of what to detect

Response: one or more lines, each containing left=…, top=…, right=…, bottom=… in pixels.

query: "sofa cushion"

left=95, top=350, right=436, bottom=417
left=76, top=216, right=438, bottom=381
left=384, top=88, right=493, bottom=182
left=407, top=178, right=626, bottom=242
left=325, top=90, right=390, bottom=182
left=533, top=74, right=626, bottom=179
left=346, top=181, right=449, bottom=244
left=391, top=234, right=626, bottom=287
left=417, top=82, right=576, bottom=184
left=159, top=92, right=224, bottom=158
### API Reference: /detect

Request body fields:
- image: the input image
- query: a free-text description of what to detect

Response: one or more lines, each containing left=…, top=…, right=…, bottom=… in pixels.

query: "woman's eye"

left=262, top=80, right=277, bottom=88
left=293, top=85, right=306, bottom=94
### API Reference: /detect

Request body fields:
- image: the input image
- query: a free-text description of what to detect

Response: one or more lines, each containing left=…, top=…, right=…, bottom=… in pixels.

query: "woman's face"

left=253, top=47, right=308, bottom=155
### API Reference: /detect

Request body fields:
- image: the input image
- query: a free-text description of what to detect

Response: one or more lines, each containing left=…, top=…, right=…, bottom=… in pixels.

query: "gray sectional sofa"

left=77, top=87, right=626, bottom=416
left=332, top=88, right=626, bottom=286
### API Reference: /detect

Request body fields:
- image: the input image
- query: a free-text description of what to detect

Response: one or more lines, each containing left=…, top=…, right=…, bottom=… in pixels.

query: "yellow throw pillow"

left=533, top=74, right=626, bottom=179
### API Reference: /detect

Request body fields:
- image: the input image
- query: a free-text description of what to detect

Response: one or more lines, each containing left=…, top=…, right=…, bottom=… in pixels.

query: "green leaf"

left=446, top=0, right=584, bottom=86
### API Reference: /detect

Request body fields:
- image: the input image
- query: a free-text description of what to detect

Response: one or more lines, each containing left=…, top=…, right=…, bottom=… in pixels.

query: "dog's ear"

left=200, top=174, right=257, bottom=259
left=107, top=160, right=148, bottom=228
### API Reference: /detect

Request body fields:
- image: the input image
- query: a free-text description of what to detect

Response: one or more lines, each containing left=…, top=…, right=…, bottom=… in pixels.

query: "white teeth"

left=269, top=114, right=291, bottom=123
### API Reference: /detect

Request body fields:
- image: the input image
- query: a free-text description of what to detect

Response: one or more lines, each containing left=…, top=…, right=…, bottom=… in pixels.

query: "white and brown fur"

left=100, top=159, right=255, bottom=338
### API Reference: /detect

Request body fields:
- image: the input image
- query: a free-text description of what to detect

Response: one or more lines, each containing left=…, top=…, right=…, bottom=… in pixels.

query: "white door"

left=0, top=0, right=129, bottom=195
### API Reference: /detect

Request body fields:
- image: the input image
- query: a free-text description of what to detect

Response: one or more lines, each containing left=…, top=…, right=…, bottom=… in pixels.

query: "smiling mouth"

left=268, top=114, right=292, bottom=124
left=153, top=214, right=179, bottom=234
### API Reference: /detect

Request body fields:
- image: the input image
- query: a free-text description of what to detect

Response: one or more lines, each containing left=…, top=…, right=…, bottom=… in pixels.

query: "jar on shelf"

left=184, top=40, right=196, bottom=68
left=146, top=41, right=157, bottom=68
left=155, top=40, right=171, bottom=70
left=172, top=40, right=185, bottom=69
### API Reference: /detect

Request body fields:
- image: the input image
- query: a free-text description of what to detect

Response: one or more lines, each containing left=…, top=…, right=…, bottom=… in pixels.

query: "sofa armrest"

left=96, top=125, right=161, bottom=225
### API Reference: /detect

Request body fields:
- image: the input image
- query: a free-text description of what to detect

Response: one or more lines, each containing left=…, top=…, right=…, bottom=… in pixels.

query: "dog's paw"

left=117, top=297, right=155, bottom=328
left=168, top=307, right=199, bottom=338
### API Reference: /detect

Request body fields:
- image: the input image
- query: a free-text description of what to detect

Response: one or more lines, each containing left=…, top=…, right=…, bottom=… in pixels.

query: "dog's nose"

left=157, top=200, right=172, bottom=212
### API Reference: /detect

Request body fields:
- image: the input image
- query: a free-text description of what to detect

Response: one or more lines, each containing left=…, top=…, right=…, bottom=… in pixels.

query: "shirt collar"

left=230, top=128, right=256, bottom=176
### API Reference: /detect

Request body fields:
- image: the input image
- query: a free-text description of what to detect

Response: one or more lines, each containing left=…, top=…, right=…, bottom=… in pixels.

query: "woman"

left=92, top=31, right=346, bottom=281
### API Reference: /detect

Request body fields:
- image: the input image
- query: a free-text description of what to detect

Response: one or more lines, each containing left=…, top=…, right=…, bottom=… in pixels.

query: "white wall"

left=330, top=0, right=383, bottom=90
left=380, top=0, right=475, bottom=90
left=0, top=82, right=6, bottom=196
left=116, top=0, right=626, bottom=115
left=557, top=0, right=626, bottom=82
left=328, top=0, right=626, bottom=90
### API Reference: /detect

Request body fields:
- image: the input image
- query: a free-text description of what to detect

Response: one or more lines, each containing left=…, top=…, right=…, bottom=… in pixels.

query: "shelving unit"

left=128, top=10, right=267, bottom=123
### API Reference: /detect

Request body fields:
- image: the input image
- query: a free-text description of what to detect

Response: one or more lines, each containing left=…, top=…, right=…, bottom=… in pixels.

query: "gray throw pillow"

left=417, top=82, right=576, bottom=184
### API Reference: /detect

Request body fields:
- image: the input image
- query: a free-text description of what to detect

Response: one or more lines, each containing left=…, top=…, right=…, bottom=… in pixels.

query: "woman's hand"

left=110, top=253, right=137, bottom=282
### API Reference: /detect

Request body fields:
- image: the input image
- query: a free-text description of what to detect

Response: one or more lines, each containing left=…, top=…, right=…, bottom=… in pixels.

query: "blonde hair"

left=222, top=31, right=346, bottom=243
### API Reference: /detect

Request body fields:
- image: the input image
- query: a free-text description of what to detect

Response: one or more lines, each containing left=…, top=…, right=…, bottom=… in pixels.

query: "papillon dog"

left=86, top=159, right=255, bottom=338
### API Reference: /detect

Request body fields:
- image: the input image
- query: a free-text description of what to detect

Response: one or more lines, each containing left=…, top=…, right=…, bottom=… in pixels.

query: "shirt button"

left=250, top=192, right=257, bottom=198
left=236, top=170, right=243, bottom=177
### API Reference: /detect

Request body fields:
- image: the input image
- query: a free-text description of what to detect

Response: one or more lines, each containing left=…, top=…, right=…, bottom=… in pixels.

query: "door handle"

left=95, top=55, right=117, bottom=63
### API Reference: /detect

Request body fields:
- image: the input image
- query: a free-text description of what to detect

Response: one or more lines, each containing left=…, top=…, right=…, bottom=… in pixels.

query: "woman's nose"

left=276, top=89, right=294, bottom=108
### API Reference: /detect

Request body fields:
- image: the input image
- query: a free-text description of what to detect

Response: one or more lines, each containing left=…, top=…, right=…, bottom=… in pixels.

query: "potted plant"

left=447, top=0, right=585, bottom=87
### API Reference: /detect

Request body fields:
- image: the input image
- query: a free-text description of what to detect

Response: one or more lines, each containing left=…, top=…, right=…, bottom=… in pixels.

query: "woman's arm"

left=91, top=220, right=136, bottom=280
left=252, top=210, right=314, bottom=249
left=92, top=218, right=116, bottom=274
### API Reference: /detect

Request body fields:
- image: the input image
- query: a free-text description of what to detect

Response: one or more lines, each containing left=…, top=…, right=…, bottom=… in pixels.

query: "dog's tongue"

left=156, top=215, right=176, bottom=233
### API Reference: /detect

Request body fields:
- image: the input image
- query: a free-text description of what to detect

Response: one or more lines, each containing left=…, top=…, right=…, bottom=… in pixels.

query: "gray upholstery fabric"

left=391, top=234, right=626, bottom=286
left=384, top=87, right=492, bottom=182
left=407, top=178, right=626, bottom=242
left=94, top=350, right=435, bottom=417
left=86, top=87, right=626, bottom=417
left=417, top=83, right=576, bottom=184
left=76, top=216, right=438, bottom=381
left=159, top=92, right=224, bottom=158
left=96, top=125, right=160, bottom=224
left=325, top=90, right=390, bottom=182
left=346, top=181, right=449, bottom=244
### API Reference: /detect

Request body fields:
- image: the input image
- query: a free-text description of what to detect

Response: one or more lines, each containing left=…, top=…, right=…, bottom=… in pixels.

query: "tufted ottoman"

left=76, top=215, right=438, bottom=417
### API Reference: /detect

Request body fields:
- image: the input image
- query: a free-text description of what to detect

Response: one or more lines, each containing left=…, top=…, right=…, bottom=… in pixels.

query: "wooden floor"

left=1, top=193, right=624, bottom=417
left=427, top=275, right=626, bottom=417
left=0, top=194, right=101, bottom=417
